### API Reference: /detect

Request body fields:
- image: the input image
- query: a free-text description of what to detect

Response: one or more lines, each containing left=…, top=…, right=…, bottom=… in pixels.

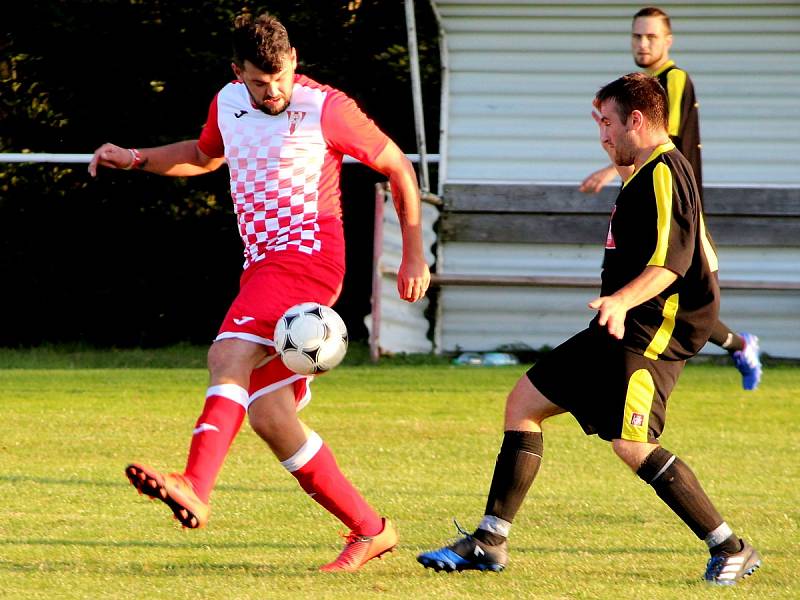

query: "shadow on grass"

left=0, top=556, right=317, bottom=575
left=0, top=474, right=292, bottom=495
left=0, top=475, right=486, bottom=499
left=0, top=537, right=316, bottom=551
left=0, top=534, right=696, bottom=555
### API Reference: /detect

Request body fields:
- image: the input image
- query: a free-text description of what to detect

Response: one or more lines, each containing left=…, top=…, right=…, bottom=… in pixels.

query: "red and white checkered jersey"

left=198, top=74, right=390, bottom=269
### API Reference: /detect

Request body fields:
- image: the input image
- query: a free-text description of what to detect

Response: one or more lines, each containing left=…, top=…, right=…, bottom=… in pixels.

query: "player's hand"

left=588, top=295, right=627, bottom=340
left=397, top=258, right=431, bottom=303
left=579, top=165, right=617, bottom=194
left=88, top=143, right=134, bottom=177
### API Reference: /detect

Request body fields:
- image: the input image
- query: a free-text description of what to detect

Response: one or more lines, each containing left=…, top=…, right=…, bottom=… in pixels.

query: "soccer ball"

left=274, top=302, right=348, bottom=375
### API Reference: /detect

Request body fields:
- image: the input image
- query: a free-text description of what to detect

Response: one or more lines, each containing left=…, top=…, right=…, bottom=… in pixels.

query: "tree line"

left=0, top=0, right=440, bottom=346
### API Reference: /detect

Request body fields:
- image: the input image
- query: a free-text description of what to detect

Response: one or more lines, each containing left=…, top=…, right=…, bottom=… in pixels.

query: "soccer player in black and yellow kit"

left=418, top=73, right=761, bottom=586
left=580, top=6, right=762, bottom=390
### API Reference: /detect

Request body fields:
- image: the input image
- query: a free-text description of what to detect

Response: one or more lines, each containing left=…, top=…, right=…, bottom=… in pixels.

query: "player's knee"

left=612, top=438, right=659, bottom=471
left=505, top=376, right=557, bottom=426
left=633, top=445, right=675, bottom=484
left=207, top=341, right=236, bottom=374
left=247, top=410, right=275, bottom=441
left=247, top=390, right=298, bottom=443
left=247, top=407, right=287, bottom=443
left=207, top=338, right=263, bottom=381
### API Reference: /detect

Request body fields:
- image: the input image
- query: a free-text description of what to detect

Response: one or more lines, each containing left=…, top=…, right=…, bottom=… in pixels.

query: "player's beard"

left=245, top=85, right=291, bottom=116
left=634, top=48, right=663, bottom=69
left=612, top=133, right=637, bottom=167
left=257, top=96, right=290, bottom=116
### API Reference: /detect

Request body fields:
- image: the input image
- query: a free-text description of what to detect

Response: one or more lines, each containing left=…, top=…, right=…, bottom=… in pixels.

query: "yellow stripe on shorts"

left=622, top=369, right=656, bottom=442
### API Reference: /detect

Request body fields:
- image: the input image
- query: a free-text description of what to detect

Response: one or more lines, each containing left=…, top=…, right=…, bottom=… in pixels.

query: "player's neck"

left=645, top=56, right=672, bottom=75
left=633, top=136, right=672, bottom=170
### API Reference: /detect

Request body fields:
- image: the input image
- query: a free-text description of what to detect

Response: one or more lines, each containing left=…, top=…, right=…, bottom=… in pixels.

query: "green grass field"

left=1, top=348, right=797, bottom=599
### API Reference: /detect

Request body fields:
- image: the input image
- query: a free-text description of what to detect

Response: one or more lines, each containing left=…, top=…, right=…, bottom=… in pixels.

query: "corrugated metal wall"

left=432, top=0, right=800, bottom=186
left=426, top=1, right=800, bottom=359
left=438, top=242, right=800, bottom=358
left=366, top=188, right=437, bottom=355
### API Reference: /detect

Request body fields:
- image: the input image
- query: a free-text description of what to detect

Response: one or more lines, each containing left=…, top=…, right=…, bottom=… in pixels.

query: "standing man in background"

left=580, top=6, right=762, bottom=390
left=89, top=11, right=430, bottom=572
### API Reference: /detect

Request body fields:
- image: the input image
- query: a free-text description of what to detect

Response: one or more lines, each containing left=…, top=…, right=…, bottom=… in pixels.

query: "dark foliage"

left=0, top=0, right=440, bottom=346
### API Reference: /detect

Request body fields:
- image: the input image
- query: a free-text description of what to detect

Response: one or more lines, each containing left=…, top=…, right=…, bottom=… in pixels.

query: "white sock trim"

left=478, top=515, right=511, bottom=538
left=649, top=455, right=676, bottom=484
left=705, top=522, right=734, bottom=548
left=280, top=431, right=323, bottom=473
left=206, top=384, right=249, bottom=409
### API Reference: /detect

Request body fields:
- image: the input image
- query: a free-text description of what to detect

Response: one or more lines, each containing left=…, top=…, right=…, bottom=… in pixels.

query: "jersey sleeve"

left=320, top=91, right=390, bottom=166
left=197, top=94, right=225, bottom=158
left=665, top=68, right=688, bottom=139
left=647, top=161, right=695, bottom=277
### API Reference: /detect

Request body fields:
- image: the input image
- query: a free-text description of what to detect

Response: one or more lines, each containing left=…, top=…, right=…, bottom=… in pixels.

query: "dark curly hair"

left=232, top=12, right=292, bottom=73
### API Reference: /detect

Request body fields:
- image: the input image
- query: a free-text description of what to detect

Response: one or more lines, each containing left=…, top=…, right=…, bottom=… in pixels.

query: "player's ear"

left=231, top=62, right=243, bottom=81
left=628, top=109, right=645, bottom=131
left=290, top=47, right=297, bottom=69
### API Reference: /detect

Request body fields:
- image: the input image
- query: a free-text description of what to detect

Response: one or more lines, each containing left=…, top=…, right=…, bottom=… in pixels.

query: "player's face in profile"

left=631, top=17, right=672, bottom=70
left=598, top=100, right=636, bottom=167
left=234, top=50, right=297, bottom=116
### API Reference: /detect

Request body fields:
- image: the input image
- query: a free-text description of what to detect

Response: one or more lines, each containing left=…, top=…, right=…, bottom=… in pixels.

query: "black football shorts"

left=526, top=326, right=685, bottom=442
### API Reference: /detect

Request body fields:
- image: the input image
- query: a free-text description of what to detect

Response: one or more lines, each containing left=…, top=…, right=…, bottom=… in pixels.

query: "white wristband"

left=122, top=148, right=142, bottom=170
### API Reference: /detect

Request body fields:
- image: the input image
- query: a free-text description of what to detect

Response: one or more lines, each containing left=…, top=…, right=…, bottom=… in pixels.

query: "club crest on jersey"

left=605, top=205, right=617, bottom=249
left=287, top=111, right=307, bottom=134
left=630, top=412, right=645, bottom=427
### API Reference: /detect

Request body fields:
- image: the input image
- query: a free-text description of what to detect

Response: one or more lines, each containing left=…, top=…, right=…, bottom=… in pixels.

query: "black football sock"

left=637, top=447, right=739, bottom=555
left=474, top=430, right=543, bottom=546
left=708, top=320, right=745, bottom=352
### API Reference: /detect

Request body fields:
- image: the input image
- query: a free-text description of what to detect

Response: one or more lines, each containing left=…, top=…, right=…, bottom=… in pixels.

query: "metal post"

left=369, top=183, right=387, bottom=363
left=404, top=0, right=430, bottom=193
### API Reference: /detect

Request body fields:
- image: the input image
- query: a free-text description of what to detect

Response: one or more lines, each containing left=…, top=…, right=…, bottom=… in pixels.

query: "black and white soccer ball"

left=274, top=302, right=348, bottom=375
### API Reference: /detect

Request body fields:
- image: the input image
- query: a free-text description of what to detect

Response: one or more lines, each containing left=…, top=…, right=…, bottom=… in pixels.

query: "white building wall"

left=431, top=0, right=800, bottom=187
left=426, top=1, right=800, bottom=359
left=438, top=242, right=800, bottom=358
left=366, top=191, right=438, bottom=355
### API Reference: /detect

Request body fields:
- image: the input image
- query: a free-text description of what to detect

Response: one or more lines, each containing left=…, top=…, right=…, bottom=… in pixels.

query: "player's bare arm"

left=88, top=140, right=226, bottom=178
left=589, top=265, right=678, bottom=339
left=579, top=164, right=619, bottom=193
left=370, top=140, right=431, bottom=303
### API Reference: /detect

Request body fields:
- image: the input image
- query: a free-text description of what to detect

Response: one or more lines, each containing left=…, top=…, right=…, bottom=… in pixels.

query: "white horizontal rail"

left=0, top=153, right=440, bottom=164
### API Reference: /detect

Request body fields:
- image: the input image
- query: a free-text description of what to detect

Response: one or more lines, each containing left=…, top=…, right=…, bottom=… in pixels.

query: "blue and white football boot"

left=732, top=332, right=762, bottom=390
left=704, top=539, right=761, bottom=585
left=417, top=520, right=507, bottom=573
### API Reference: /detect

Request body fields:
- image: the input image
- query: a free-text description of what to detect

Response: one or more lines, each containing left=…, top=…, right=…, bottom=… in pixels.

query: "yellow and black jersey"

left=600, top=142, right=719, bottom=360
left=652, top=60, right=703, bottom=199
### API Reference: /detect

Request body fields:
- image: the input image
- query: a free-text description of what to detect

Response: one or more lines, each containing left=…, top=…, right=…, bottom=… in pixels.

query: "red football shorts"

left=215, top=251, right=344, bottom=409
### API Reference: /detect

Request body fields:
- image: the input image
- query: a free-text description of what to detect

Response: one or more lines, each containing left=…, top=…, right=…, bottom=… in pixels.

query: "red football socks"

left=285, top=433, right=382, bottom=536
left=184, top=386, right=248, bottom=503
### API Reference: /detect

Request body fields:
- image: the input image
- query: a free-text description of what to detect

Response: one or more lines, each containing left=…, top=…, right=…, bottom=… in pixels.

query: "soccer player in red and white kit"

left=88, top=12, right=430, bottom=572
